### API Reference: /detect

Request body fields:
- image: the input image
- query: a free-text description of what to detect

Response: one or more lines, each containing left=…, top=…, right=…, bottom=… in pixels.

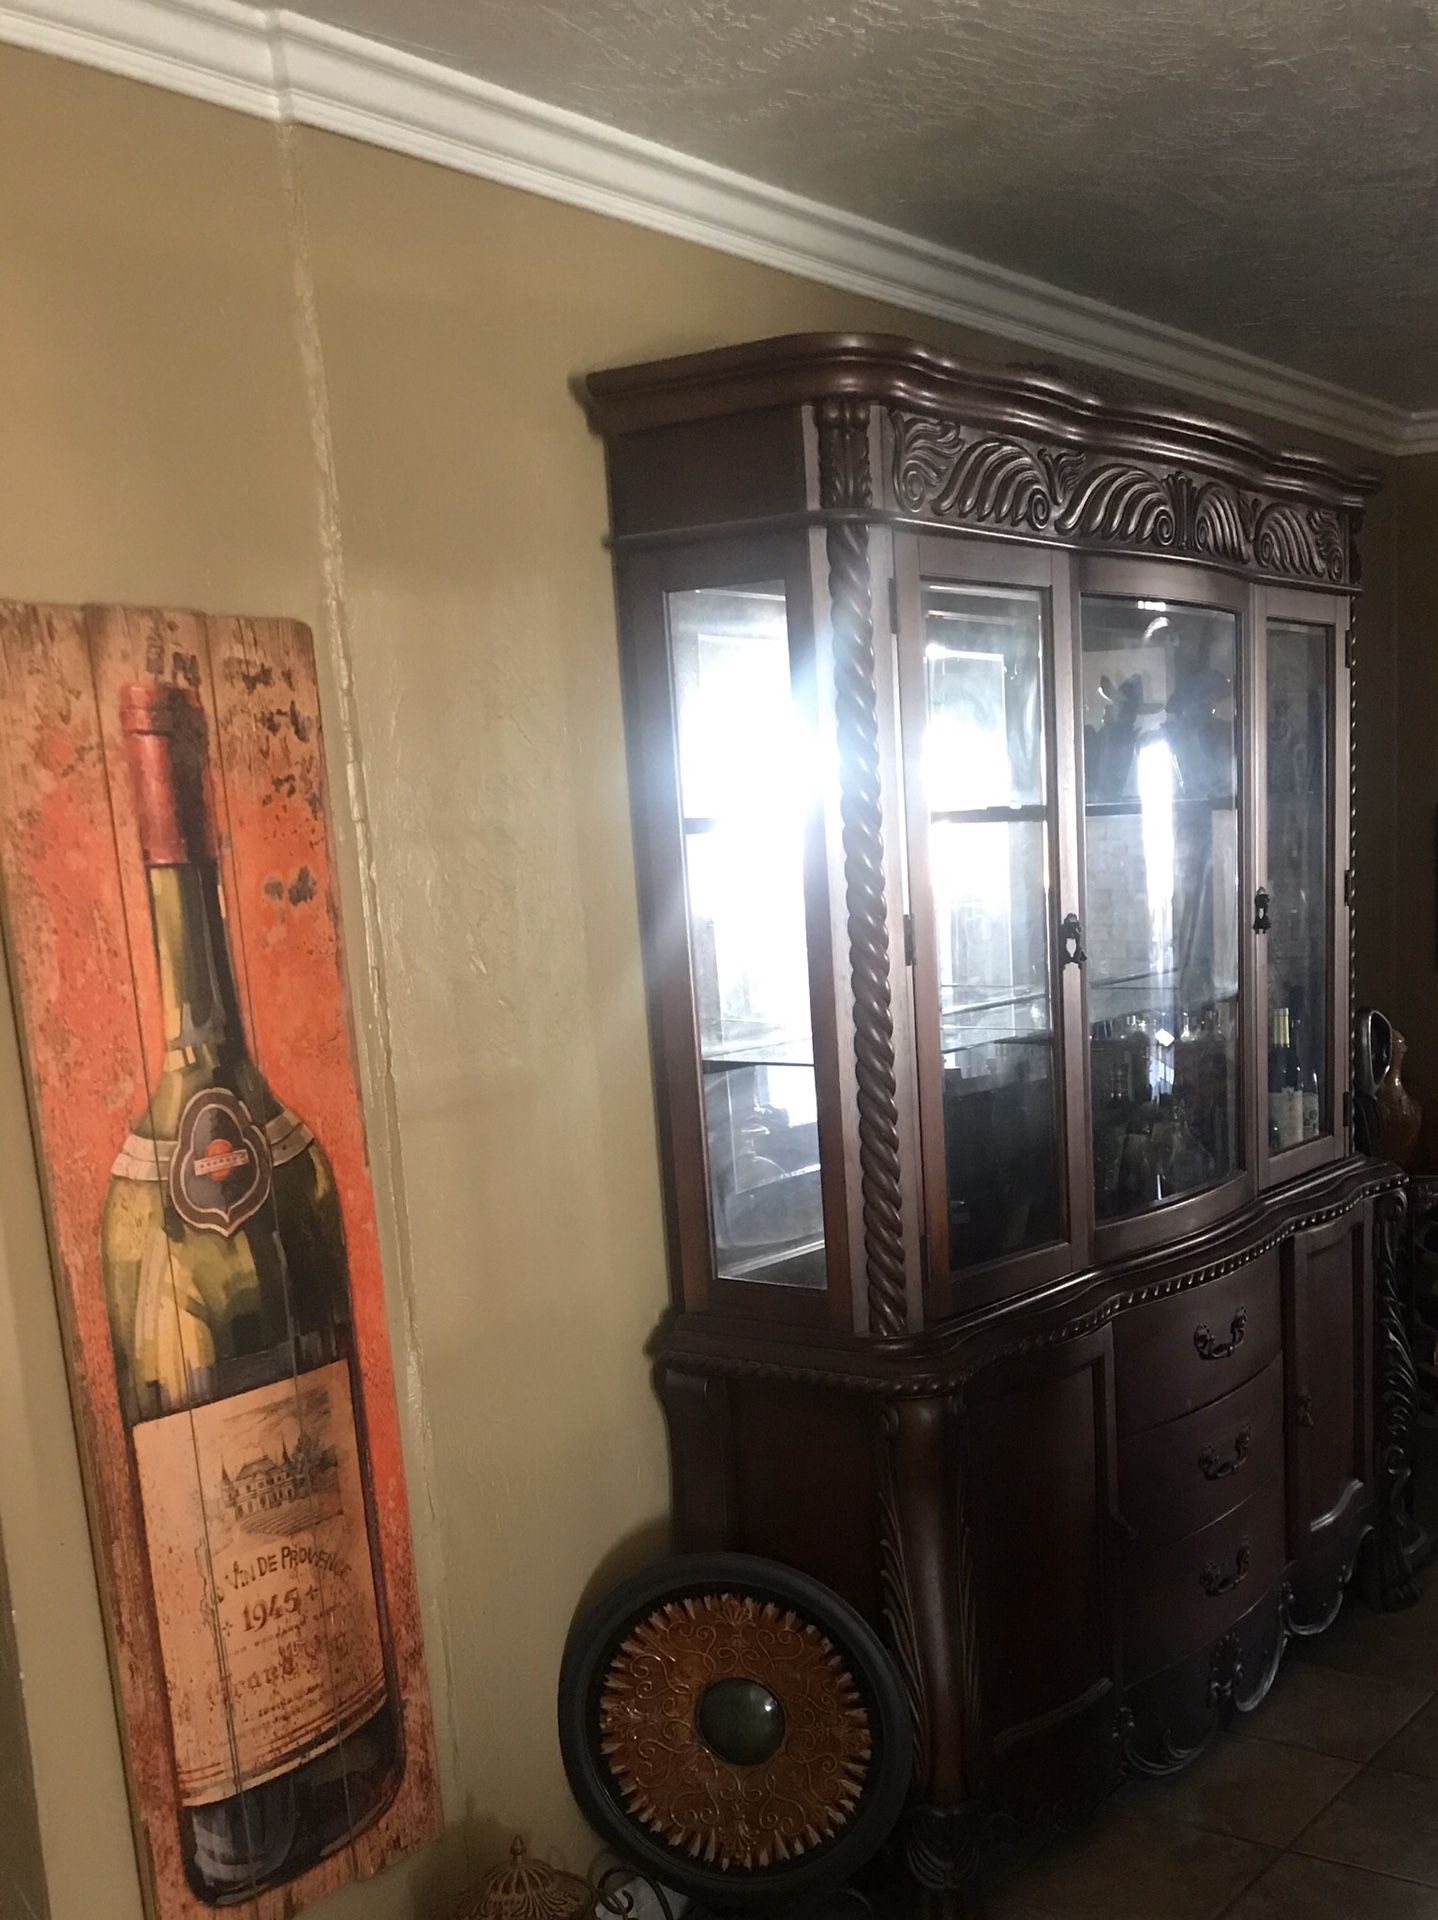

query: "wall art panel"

left=0, top=604, right=440, bottom=1919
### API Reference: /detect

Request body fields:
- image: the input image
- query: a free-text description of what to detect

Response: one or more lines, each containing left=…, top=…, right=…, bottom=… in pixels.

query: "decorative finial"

left=452, top=1836, right=591, bottom=1920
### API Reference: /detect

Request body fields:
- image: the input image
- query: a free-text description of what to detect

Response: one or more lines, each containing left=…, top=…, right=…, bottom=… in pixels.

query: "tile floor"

left=977, top=1541, right=1438, bottom=1918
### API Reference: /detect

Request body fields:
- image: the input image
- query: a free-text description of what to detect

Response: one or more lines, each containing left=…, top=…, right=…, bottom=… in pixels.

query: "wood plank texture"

left=0, top=603, right=440, bottom=1920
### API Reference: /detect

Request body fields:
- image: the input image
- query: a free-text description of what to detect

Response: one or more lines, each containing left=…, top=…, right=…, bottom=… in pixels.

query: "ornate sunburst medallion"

left=597, top=1590, right=872, bottom=1871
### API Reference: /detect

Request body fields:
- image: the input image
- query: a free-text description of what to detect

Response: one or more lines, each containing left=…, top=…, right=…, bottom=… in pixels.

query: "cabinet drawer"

left=1118, top=1355, right=1283, bottom=1547
left=1115, top=1253, right=1281, bottom=1437
left=1122, top=1469, right=1286, bottom=1683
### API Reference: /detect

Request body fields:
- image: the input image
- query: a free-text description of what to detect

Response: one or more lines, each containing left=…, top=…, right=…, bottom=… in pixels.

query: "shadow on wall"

left=0, top=1510, right=49, bottom=1920
left=399, top=1517, right=672, bottom=1916
left=574, top=1517, right=674, bottom=1626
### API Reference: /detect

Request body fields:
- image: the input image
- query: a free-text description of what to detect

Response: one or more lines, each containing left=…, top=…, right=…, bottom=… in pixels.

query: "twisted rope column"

left=818, top=397, right=908, bottom=1339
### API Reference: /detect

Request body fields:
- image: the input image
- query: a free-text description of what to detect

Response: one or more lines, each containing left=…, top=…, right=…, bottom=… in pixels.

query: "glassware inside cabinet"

left=920, top=583, right=1063, bottom=1269
left=1080, top=598, right=1241, bottom=1220
left=1266, top=621, right=1330, bottom=1152
left=668, top=584, right=826, bottom=1288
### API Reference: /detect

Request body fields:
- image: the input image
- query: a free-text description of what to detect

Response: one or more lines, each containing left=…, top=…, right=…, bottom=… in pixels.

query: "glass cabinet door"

left=1079, top=595, right=1243, bottom=1224
left=913, top=579, right=1066, bottom=1274
left=668, top=582, right=827, bottom=1289
left=1264, top=617, right=1333, bottom=1160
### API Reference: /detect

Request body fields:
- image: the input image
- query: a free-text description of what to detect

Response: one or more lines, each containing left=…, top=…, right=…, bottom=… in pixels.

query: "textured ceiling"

left=285, top=0, right=1438, bottom=410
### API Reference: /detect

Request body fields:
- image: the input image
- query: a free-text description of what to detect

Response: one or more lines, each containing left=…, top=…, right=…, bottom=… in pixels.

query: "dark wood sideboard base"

left=656, top=1157, right=1418, bottom=1916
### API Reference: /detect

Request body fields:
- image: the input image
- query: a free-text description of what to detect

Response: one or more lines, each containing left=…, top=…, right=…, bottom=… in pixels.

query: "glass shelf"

left=719, top=1236, right=826, bottom=1284
left=1081, top=595, right=1242, bottom=1224
left=669, top=582, right=826, bottom=1290
left=919, top=580, right=1064, bottom=1271
left=702, top=1038, right=816, bottom=1072
left=941, top=1039, right=1051, bottom=1069
left=1265, top=620, right=1330, bottom=1152
left=930, top=803, right=1049, bottom=826
left=1085, top=794, right=1237, bottom=818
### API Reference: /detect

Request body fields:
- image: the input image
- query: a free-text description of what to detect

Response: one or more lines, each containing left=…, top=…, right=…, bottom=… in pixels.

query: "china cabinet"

left=582, top=335, right=1415, bottom=1912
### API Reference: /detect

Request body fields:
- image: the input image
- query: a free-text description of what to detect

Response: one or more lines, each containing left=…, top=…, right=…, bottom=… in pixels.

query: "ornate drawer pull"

left=1194, top=1308, right=1247, bottom=1361
left=1200, top=1544, right=1251, bottom=1597
left=1199, top=1422, right=1252, bottom=1481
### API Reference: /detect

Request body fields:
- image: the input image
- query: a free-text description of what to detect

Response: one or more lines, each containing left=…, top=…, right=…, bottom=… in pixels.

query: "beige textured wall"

left=0, top=1513, right=49, bottom=1920
left=1353, top=477, right=1400, bottom=1024
left=0, top=38, right=1406, bottom=1920
left=1385, top=455, right=1438, bottom=1142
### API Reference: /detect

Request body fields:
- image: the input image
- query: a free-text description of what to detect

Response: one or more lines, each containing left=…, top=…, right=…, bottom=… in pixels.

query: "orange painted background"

left=0, top=605, right=440, bottom=1919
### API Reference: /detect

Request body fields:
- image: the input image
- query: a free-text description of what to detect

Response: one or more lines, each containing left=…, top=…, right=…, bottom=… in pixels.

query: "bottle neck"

left=146, top=858, right=247, bottom=1072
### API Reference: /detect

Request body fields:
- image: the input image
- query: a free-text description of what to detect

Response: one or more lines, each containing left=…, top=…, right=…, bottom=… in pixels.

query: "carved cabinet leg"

left=1363, top=1188, right=1426, bottom=1610
left=876, top=1396, right=985, bottom=1905
left=658, top=1365, right=736, bottom=1552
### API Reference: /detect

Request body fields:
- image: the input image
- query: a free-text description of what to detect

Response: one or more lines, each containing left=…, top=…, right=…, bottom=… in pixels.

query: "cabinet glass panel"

left=1266, top=621, right=1330, bottom=1151
left=669, top=584, right=825, bottom=1288
left=1081, top=598, right=1241, bottom=1220
left=921, top=583, right=1062, bottom=1268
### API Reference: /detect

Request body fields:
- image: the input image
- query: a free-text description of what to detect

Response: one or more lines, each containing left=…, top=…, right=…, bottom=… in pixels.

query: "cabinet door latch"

left=902, top=911, right=915, bottom=967
left=1344, top=869, right=1354, bottom=907
left=1059, top=912, right=1087, bottom=969
left=1253, top=887, right=1271, bottom=934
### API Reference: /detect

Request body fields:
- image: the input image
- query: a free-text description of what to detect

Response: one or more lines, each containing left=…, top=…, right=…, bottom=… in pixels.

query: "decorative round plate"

left=558, top=1554, right=912, bottom=1902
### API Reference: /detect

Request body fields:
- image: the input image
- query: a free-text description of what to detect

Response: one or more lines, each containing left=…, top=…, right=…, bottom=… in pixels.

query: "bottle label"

left=132, top=1360, right=388, bottom=1807
left=1269, top=1088, right=1305, bottom=1153
left=109, top=1105, right=315, bottom=1183
left=169, top=1087, right=273, bottom=1236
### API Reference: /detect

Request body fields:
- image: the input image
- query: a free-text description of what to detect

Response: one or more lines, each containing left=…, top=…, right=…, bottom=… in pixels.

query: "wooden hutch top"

left=584, top=332, right=1379, bottom=588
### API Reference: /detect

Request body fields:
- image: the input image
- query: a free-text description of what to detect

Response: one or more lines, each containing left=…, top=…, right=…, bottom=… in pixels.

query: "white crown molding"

left=0, top=0, right=1425, bottom=459
left=0, top=0, right=278, bottom=114
left=1398, top=413, right=1438, bottom=458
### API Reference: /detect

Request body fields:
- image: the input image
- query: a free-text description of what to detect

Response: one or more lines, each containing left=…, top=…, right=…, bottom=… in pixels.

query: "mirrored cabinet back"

left=582, top=335, right=1415, bottom=1914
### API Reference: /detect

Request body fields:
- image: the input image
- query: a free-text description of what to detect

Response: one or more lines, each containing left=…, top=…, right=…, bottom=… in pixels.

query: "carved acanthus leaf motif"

left=1193, top=482, right=1255, bottom=565
left=1252, top=501, right=1347, bottom=583
left=817, top=396, right=873, bottom=510
left=876, top=1406, right=931, bottom=1782
left=896, top=430, right=1053, bottom=529
left=1369, top=1188, right=1420, bottom=1608
left=888, top=410, right=1355, bottom=584
left=902, top=1800, right=984, bottom=1892
left=892, top=412, right=963, bottom=515
left=1050, top=463, right=1178, bottom=546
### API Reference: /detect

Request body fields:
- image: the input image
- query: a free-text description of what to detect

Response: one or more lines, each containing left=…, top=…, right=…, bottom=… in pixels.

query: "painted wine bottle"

left=101, top=680, right=401, bottom=1903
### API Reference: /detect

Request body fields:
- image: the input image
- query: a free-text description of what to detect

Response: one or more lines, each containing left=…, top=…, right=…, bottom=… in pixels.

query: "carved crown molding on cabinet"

left=888, top=412, right=1361, bottom=586
left=588, top=336, right=1380, bottom=507
left=588, top=337, right=1382, bottom=585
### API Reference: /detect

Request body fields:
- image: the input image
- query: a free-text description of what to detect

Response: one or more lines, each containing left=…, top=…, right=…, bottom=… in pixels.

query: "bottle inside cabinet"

left=1266, top=620, right=1330, bottom=1150
left=1080, top=598, right=1242, bottom=1219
